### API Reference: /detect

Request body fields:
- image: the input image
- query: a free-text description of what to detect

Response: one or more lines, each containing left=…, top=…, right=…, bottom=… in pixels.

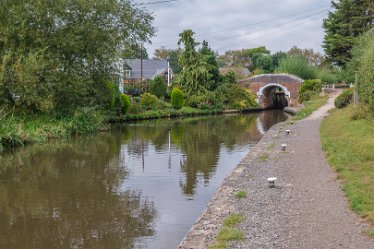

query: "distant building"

left=122, top=59, right=174, bottom=88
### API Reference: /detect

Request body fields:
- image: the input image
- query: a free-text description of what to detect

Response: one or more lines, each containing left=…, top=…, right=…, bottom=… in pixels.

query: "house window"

left=124, top=70, right=131, bottom=77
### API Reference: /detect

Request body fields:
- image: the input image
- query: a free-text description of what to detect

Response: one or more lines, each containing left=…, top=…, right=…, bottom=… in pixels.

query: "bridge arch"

left=257, top=83, right=291, bottom=98
left=240, top=73, right=303, bottom=109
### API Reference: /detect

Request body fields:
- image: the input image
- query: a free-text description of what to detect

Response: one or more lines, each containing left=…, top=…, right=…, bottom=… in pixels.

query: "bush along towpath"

left=178, top=92, right=374, bottom=249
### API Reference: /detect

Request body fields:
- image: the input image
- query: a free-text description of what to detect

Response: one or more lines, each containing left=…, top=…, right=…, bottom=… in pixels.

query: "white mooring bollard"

left=281, top=143, right=287, bottom=151
left=286, top=129, right=291, bottom=135
left=268, top=177, right=277, bottom=188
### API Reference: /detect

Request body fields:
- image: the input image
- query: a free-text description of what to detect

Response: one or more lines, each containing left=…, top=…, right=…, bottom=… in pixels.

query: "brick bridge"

left=240, top=74, right=303, bottom=109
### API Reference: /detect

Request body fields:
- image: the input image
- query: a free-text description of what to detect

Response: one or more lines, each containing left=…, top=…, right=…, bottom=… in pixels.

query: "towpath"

left=178, top=93, right=374, bottom=248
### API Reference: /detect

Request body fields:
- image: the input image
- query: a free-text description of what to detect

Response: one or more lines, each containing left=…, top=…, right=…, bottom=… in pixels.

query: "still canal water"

left=0, top=111, right=287, bottom=249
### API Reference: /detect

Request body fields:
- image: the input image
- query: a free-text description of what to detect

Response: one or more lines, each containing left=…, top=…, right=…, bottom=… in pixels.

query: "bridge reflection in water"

left=0, top=111, right=288, bottom=249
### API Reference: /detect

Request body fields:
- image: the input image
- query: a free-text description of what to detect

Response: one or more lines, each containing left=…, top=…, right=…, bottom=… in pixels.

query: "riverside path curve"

left=178, top=92, right=374, bottom=249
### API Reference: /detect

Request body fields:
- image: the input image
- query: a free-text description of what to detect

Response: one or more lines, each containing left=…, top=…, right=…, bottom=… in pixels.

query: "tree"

left=323, top=0, right=373, bottom=66
left=287, top=46, right=325, bottom=67
left=149, top=75, right=166, bottom=98
left=123, top=43, right=149, bottom=59
left=177, top=30, right=209, bottom=95
left=153, top=48, right=182, bottom=73
left=217, top=49, right=252, bottom=68
left=199, top=40, right=220, bottom=90
left=0, top=0, right=155, bottom=114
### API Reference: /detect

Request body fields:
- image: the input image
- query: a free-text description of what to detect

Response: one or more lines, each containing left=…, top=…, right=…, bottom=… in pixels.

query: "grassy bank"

left=294, top=95, right=328, bottom=120
left=321, top=106, right=374, bottom=230
left=0, top=108, right=105, bottom=151
left=109, top=106, right=224, bottom=122
left=0, top=106, right=228, bottom=151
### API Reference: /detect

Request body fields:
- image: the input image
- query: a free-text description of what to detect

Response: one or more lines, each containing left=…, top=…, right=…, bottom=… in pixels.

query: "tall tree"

left=287, top=46, right=325, bottom=67
left=177, top=30, right=209, bottom=95
left=199, top=40, right=220, bottom=90
left=323, top=0, right=373, bottom=66
left=0, top=0, right=154, bottom=113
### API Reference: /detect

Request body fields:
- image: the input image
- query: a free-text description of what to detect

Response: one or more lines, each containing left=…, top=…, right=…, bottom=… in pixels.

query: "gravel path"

left=178, top=93, right=374, bottom=249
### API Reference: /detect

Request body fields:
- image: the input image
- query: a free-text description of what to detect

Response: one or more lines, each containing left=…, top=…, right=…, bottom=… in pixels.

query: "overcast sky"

left=136, top=0, right=332, bottom=57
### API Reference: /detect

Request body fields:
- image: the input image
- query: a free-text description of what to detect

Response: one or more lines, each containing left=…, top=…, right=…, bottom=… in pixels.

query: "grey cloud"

left=141, top=0, right=331, bottom=56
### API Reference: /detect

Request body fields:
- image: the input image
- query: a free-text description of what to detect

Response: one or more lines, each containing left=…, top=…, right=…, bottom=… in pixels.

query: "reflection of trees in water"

left=121, top=115, right=262, bottom=195
left=0, top=133, right=156, bottom=249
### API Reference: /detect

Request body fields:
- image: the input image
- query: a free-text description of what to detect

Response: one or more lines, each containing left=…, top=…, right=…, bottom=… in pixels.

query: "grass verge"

left=321, top=106, right=374, bottom=226
left=210, top=213, right=244, bottom=249
left=235, top=191, right=247, bottom=199
left=0, top=107, right=105, bottom=151
left=295, top=95, right=328, bottom=120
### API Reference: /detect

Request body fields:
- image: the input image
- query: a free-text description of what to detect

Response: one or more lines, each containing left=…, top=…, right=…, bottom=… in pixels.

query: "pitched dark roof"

left=123, top=59, right=169, bottom=79
left=245, top=74, right=303, bottom=83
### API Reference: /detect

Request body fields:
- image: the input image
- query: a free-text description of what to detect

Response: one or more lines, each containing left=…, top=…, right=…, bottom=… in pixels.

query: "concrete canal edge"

left=177, top=120, right=284, bottom=249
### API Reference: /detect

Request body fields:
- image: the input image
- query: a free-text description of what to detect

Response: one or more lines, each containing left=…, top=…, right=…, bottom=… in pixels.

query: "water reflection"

left=0, top=111, right=288, bottom=249
left=0, top=133, right=156, bottom=249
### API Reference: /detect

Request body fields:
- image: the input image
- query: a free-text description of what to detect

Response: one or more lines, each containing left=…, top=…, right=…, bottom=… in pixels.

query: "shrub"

left=298, top=79, right=323, bottom=103
left=276, top=56, right=318, bottom=80
left=149, top=76, right=167, bottom=98
left=355, top=33, right=374, bottom=114
left=186, top=94, right=211, bottom=109
left=171, top=88, right=184, bottom=109
left=106, top=81, right=119, bottom=110
left=119, top=94, right=131, bottom=115
left=129, top=97, right=143, bottom=114
left=140, top=93, right=159, bottom=110
left=70, top=107, right=104, bottom=134
left=335, top=88, right=353, bottom=109
left=215, top=84, right=257, bottom=110
left=317, top=68, right=337, bottom=84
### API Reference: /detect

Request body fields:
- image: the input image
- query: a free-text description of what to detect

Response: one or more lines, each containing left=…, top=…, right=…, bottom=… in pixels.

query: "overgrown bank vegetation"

left=320, top=0, right=373, bottom=232
left=321, top=107, right=374, bottom=229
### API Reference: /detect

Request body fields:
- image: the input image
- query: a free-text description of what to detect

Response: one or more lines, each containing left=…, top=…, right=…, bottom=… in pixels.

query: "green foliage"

left=298, top=79, right=323, bottom=103
left=354, top=33, right=374, bottom=114
left=177, top=30, right=210, bottom=95
left=317, top=68, right=337, bottom=84
left=0, top=108, right=105, bottom=150
left=129, top=97, right=143, bottom=114
left=276, top=56, right=318, bottom=80
left=171, top=88, right=184, bottom=109
left=221, top=70, right=236, bottom=84
left=70, top=107, right=105, bottom=134
left=215, top=84, right=257, bottom=110
left=295, top=95, right=328, bottom=120
left=0, top=1, right=154, bottom=114
left=140, top=93, right=159, bottom=110
left=323, top=0, right=373, bottom=66
left=210, top=213, right=244, bottom=248
left=106, top=82, right=120, bottom=110
left=335, top=88, right=353, bottom=109
left=149, top=76, right=167, bottom=98
left=119, top=94, right=131, bottom=115
left=223, top=213, right=244, bottom=227
left=321, top=107, right=374, bottom=224
left=186, top=95, right=210, bottom=109
left=287, top=46, right=325, bottom=67
left=235, top=191, right=247, bottom=199
left=199, top=40, right=220, bottom=90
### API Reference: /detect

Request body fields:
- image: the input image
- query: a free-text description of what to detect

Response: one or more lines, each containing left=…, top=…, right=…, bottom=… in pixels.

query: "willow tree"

left=0, top=0, right=154, bottom=114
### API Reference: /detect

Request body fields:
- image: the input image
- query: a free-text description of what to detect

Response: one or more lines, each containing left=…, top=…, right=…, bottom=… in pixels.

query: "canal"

left=0, top=111, right=288, bottom=249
